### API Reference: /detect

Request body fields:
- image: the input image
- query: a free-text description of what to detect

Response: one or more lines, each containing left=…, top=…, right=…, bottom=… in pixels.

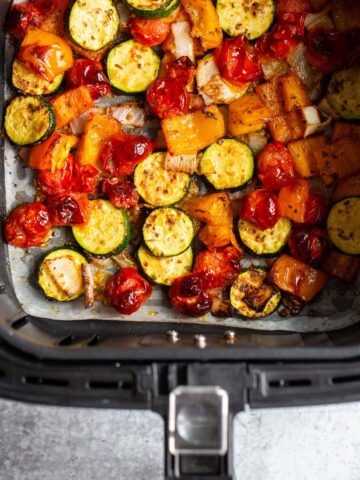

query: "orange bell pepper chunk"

left=278, top=179, right=310, bottom=223
left=181, top=192, right=233, bottom=225
left=17, top=27, right=73, bottom=82
left=181, top=0, right=223, bottom=50
left=28, top=132, right=78, bottom=171
left=51, top=86, right=94, bottom=129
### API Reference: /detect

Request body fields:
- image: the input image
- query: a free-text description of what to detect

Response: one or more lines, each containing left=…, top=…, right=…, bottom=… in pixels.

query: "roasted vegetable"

left=12, top=59, right=63, bottom=96
left=327, top=197, right=360, bottom=255
left=228, top=92, right=271, bottom=135
left=51, top=86, right=94, bottom=129
left=288, top=135, right=326, bottom=178
left=327, top=69, right=360, bottom=120
left=238, top=217, right=292, bottom=256
left=321, top=250, right=360, bottom=283
left=277, top=72, right=311, bottom=112
left=333, top=174, right=360, bottom=202
left=278, top=179, right=310, bottom=223
left=181, top=0, right=222, bottom=50
left=181, top=192, right=233, bottom=225
left=28, top=133, right=78, bottom=171
left=198, top=224, right=241, bottom=251
left=331, top=122, right=360, bottom=142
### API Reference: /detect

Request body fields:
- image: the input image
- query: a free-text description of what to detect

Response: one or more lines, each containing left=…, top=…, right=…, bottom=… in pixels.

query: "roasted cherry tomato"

left=303, top=190, right=327, bottom=225
left=45, top=193, right=89, bottom=226
left=102, top=178, right=139, bottom=210
left=36, top=155, right=73, bottom=196
left=5, top=2, right=43, bottom=38
left=146, top=78, right=188, bottom=119
left=101, top=133, right=155, bottom=177
left=306, top=29, right=348, bottom=74
left=166, top=56, right=195, bottom=86
left=129, top=17, right=170, bottom=46
left=288, top=226, right=329, bottom=266
left=257, top=142, right=296, bottom=190
left=105, top=267, right=153, bottom=315
left=169, top=272, right=213, bottom=317
left=193, top=246, right=241, bottom=288
left=214, top=36, right=263, bottom=86
left=240, top=189, right=281, bottom=230
left=276, top=0, right=311, bottom=14
left=72, top=163, right=100, bottom=194
left=66, top=58, right=110, bottom=100
left=4, top=202, right=51, bottom=248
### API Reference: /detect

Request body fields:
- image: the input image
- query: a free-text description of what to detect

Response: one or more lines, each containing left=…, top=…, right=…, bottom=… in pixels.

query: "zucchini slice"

left=327, top=69, right=360, bottom=120
left=12, top=59, right=63, bottom=96
left=230, top=268, right=281, bottom=318
left=106, top=40, right=160, bottom=93
left=72, top=200, right=131, bottom=256
left=327, top=197, right=360, bottom=255
left=200, top=139, right=254, bottom=190
left=38, top=249, right=87, bottom=302
left=239, top=218, right=292, bottom=256
left=68, top=0, right=120, bottom=52
left=126, top=0, right=179, bottom=18
left=134, top=152, right=191, bottom=206
left=138, top=245, right=193, bottom=285
left=5, top=96, right=55, bottom=146
left=142, top=207, right=194, bottom=257
left=217, top=0, right=274, bottom=39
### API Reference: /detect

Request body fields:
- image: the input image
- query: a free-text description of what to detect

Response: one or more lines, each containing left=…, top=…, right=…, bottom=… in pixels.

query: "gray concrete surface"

left=1, top=399, right=360, bottom=480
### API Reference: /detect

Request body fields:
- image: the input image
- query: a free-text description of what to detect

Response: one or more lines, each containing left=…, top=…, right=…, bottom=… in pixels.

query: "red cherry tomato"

left=240, top=190, right=281, bottom=230
left=257, top=142, right=296, bottom=190
left=105, top=267, right=153, bottom=315
left=102, top=178, right=139, bottom=210
left=37, top=155, right=74, bottom=196
left=66, top=58, right=110, bottom=100
left=146, top=78, right=188, bottom=119
left=129, top=17, right=170, bottom=46
left=86, top=83, right=111, bottom=100
left=193, top=246, right=241, bottom=288
left=214, top=37, right=264, bottom=86
left=169, top=272, right=213, bottom=317
left=276, top=0, right=311, bottom=14
left=166, top=56, right=195, bottom=87
left=5, top=2, right=43, bottom=38
left=303, top=190, right=327, bottom=225
left=288, top=226, right=329, bottom=266
left=45, top=193, right=90, bottom=226
left=101, top=134, right=155, bottom=177
left=306, top=29, right=348, bottom=74
left=72, top=163, right=100, bottom=194
left=4, top=202, right=51, bottom=248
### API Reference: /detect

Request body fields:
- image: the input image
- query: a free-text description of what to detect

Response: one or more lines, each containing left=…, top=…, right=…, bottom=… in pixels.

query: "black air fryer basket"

left=1, top=2, right=360, bottom=478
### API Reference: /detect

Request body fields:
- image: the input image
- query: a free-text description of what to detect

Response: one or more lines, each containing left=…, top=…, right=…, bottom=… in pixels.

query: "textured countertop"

left=1, top=399, right=360, bottom=480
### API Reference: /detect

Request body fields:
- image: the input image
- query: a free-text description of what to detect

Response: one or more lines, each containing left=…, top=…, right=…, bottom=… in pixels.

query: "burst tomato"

left=36, top=155, right=73, bottom=196
left=167, top=56, right=195, bottom=86
left=169, top=272, right=213, bottom=317
left=193, top=246, right=241, bottom=288
left=146, top=78, right=188, bottom=119
left=105, top=268, right=152, bottom=315
left=214, top=36, right=263, bottom=86
left=101, top=134, right=155, bottom=177
left=240, top=190, right=281, bottom=230
left=257, top=142, right=296, bottom=190
left=5, top=2, right=43, bottom=38
left=102, top=178, right=139, bottom=210
left=306, top=29, right=348, bottom=74
left=66, top=58, right=110, bottom=100
left=288, top=226, right=329, bottom=266
left=303, top=190, right=327, bottom=225
left=129, top=17, right=170, bottom=46
left=45, top=193, right=90, bottom=226
left=72, top=163, right=100, bottom=194
left=4, top=202, right=51, bottom=248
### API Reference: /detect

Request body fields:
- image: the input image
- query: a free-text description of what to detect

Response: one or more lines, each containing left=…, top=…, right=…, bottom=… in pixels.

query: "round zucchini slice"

left=239, top=218, right=292, bottom=256
left=230, top=268, right=281, bottom=318
left=134, top=152, right=191, bottom=207
left=327, top=69, right=360, bottom=120
left=217, top=0, right=275, bottom=39
left=5, top=96, right=56, bottom=146
left=142, top=207, right=194, bottom=257
left=200, top=139, right=254, bottom=190
left=106, top=40, right=160, bottom=93
left=68, top=0, right=120, bottom=51
left=38, top=249, right=87, bottom=302
left=126, top=0, right=179, bottom=18
left=327, top=197, right=360, bottom=255
left=138, top=245, right=193, bottom=285
left=12, top=59, right=64, bottom=96
left=72, top=200, right=131, bottom=256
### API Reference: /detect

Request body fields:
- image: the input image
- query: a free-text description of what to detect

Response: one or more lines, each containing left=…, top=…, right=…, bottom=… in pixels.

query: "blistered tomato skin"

left=303, top=190, right=327, bottom=226
left=305, top=29, right=348, bottom=74
left=5, top=2, right=43, bottom=38
left=167, top=56, right=195, bottom=87
left=288, top=226, right=329, bottom=266
left=102, top=179, right=139, bottom=210
left=4, top=202, right=51, bottom=248
left=72, top=163, right=100, bottom=194
left=105, top=268, right=153, bottom=315
left=240, top=190, right=281, bottom=230
left=194, top=247, right=242, bottom=288
left=37, top=155, right=74, bottom=196
left=66, top=58, right=110, bottom=100
left=146, top=78, right=189, bottom=119
left=129, top=17, right=170, bottom=46
left=169, top=272, right=213, bottom=317
left=257, top=142, right=296, bottom=190
left=46, top=193, right=89, bottom=226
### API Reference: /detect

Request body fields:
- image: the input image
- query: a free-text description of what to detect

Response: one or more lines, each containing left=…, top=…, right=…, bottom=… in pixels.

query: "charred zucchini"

left=327, top=69, right=360, bottom=120
left=12, top=59, right=63, bottom=96
left=239, top=218, right=292, bottom=256
left=327, top=197, right=360, bottom=255
left=126, top=0, right=179, bottom=18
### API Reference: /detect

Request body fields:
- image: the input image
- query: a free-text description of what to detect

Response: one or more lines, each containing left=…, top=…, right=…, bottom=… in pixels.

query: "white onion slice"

left=171, top=22, right=195, bottom=62
left=107, top=102, right=146, bottom=127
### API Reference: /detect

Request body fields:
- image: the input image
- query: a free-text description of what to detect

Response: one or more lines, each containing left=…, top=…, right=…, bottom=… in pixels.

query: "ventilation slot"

left=332, top=374, right=360, bottom=385
left=88, top=380, right=120, bottom=390
left=11, top=316, right=29, bottom=330
left=87, top=335, right=101, bottom=347
left=58, top=335, right=75, bottom=346
left=269, top=378, right=312, bottom=388
left=23, top=376, right=69, bottom=387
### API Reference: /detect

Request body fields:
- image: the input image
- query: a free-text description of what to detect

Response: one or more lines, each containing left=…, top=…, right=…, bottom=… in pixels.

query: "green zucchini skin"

left=67, top=0, right=120, bottom=52
left=327, top=197, right=360, bottom=255
left=72, top=200, right=131, bottom=256
left=126, top=0, right=179, bottom=18
left=142, top=207, right=194, bottom=257
left=238, top=218, right=292, bottom=256
left=5, top=96, right=56, bottom=146
left=137, top=245, right=193, bottom=285
left=327, top=69, right=360, bottom=120
left=199, top=139, right=254, bottom=190
left=216, top=0, right=275, bottom=39
left=134, top=152, right=191, bottom=207
left=38, top=248, right=88, bottom=302
left=230, top=268, right=281, bottom=318
left=106, top=40, right=160, bottom=94
left=12, top=59, right=64, bottom=96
